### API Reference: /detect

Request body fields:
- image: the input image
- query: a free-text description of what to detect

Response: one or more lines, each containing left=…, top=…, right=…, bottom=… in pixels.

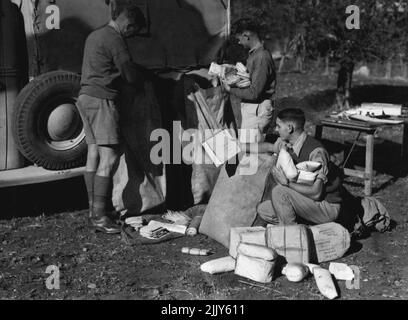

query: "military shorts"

left=77, top=94, right=120, bottom=145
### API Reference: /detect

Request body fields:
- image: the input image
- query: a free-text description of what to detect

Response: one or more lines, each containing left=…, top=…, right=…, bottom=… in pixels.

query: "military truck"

left=0, top=0, right=230, bottom=187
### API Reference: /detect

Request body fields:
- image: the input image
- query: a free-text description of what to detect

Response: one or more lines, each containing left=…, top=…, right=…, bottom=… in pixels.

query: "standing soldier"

left=77, top=0, right=146, bottom=234
left=223, top=19, right=277, bottom=144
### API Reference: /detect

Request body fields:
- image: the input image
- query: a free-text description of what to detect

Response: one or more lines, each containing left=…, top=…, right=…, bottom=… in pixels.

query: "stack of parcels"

left=264, top=223, right=350, bottom=265
left=209, top=62, right=251, bottom=88
left=200, top=223, right=351, bottom=285
left=276, top=148, right=322, bottom=185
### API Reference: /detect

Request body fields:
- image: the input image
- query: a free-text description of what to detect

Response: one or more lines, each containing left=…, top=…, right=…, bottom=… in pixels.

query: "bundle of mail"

left=162, top=210, right=191, bottom=226
left=139, top=220, right=187, bottom=240
left=125, top=211, right=190, bottom=240
left=277, top=149, right=322, bottom=185
left=209, top=62, right=251, bottom=88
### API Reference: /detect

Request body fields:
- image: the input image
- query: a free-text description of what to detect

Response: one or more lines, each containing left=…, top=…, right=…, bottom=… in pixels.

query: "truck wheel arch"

left=12, top=71, right=87, bottom=170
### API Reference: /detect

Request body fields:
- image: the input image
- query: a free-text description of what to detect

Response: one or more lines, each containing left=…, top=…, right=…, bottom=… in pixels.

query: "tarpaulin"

left=16, top=0, right=230, bottom=75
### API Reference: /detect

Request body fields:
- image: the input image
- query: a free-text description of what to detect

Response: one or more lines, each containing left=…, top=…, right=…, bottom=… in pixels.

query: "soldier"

left=241, top=108, right=344, bottom=226
left=223, top=18, right=277, bottom=143
left=77, top=1, right=146, bottom=234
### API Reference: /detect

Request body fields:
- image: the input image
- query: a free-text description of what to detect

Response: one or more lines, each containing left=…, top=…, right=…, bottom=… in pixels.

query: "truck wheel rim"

left=38, top=95, right=85, bottom=151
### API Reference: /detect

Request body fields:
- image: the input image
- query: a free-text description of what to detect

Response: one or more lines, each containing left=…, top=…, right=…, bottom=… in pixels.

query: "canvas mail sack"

left=189, top=85, right=232, bottom=205
left=112, top=82, right=166, bottom=215
left=199, top=153, right=275, bottom=248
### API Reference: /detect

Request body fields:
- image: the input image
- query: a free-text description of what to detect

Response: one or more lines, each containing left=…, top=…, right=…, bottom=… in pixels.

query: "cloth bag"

left=189, top=85, right=233, bottom=205
left=112, top=81, right=166, bottom=215
left=357, top=196, right=391, bottom=233
left=199, top=153, right=275, bottom=248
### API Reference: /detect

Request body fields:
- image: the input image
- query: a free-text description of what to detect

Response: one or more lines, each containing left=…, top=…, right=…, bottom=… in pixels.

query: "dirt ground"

left=1, top=72, right=408, bottom=300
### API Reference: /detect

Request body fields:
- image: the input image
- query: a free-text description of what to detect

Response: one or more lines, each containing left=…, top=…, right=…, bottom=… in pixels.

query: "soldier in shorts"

left=77, top=0, right=146, bottom=234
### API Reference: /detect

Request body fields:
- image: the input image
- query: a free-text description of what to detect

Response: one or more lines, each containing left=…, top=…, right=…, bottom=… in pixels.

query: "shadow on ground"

left=1, top=177, right=88, bottom=220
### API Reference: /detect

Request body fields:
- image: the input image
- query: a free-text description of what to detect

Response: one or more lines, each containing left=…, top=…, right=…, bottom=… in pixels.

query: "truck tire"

left=13, top=71, right=87, bottom=170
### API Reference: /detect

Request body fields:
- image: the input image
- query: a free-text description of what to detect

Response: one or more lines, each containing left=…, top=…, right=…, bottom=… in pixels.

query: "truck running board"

left=0, top=166, right=85, bottom=188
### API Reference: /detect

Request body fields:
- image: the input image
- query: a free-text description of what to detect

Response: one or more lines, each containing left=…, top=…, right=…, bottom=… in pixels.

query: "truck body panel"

left=14, top=0, right=230, bottom=76
left=1, top=0, right=230, bottom=187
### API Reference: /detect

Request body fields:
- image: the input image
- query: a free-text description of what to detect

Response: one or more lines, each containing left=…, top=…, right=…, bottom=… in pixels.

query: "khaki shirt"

left=230, top=45, right=276, bottom=103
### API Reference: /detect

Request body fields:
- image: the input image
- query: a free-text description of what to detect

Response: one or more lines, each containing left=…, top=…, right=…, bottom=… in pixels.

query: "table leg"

left=365, top=134, right=374, bottom=196
left=315, top=125, right=323, bottom=140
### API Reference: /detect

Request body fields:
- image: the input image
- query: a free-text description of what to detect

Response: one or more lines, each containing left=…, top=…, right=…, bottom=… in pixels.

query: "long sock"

left=84, top=171, right=96, bottom=215
left=93, top=175, right=112, bottom=219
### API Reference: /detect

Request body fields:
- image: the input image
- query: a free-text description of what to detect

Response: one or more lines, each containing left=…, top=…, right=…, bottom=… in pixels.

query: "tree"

left=230, top=0, right=408, bottom=78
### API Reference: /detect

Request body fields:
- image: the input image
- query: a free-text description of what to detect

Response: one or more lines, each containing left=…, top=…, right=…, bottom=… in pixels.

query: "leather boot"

left=90, top=215, right=121, bottom=234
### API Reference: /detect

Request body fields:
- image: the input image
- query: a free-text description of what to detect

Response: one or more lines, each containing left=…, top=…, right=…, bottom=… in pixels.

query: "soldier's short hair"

left=107, top=0, right=146, bottom=28
left=277, top=108, right=306, bottom=129
left=232, top=18, right=262, bottom=38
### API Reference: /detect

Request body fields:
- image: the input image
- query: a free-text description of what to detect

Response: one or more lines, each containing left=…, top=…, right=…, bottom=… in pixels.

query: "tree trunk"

left=323, top=56, right=330, bottom=75
left=315, top=56, right=322, bottom=70
left=278, top=37, right=289, bottom=73
left=385, top=60, right=392, bottom=79
left=374, top=60, right=379, bottom=77
left=403, top=63, right=408, bottom=79
left=399, top=56, right=406, bottom=78
left=296, top=56, right=305, bottom=73
left=278, top=55, right=286, bottom=73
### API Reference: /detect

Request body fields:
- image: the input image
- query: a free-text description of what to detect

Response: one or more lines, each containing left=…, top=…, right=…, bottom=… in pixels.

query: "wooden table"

left=315, top=117, right=408, bottom=196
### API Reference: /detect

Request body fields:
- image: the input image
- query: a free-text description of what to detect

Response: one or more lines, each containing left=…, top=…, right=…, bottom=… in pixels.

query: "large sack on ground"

left=199, top=154, right=274, bottom=247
